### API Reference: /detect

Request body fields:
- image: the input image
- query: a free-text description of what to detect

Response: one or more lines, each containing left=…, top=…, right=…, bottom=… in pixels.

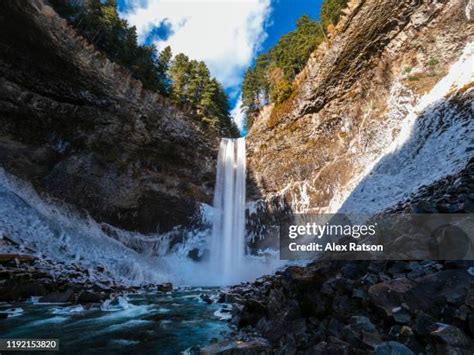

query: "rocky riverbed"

left=219, top=260, right=474, bottom=354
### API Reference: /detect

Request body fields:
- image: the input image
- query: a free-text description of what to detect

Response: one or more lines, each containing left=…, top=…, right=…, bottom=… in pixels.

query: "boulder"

left=39, top=288, right=75, bottom=303
left=157, top=282, right=173, bottom=292
left=368, top=278, right=414, bottom=315
left=429, top=323, right=472, bottom=353
left=369, top=270, right=472, bottom=316
left=374, top=341, right=414, bottom=355
left=199, top=338, right=272, bottom=354
left=77, top=290, right=106, bottom=303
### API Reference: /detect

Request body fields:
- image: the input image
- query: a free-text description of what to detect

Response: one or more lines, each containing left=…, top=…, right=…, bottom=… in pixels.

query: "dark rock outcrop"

left=0, top=0, right=218, bottom=233
left=227, top=259, right=473, bottom=354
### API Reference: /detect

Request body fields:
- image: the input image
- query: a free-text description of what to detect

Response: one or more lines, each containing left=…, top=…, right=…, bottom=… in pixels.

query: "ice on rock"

left=328, top=42, right=474, bottom=215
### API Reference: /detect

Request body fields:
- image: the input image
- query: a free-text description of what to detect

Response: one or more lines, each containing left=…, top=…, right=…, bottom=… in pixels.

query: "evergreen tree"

left=50, top=0, right=239, bottom=137
left=241, top=14, right=323, bottom=128
left=51, top=0, right=165, bottom=94
left=320, top=0, right=349, bottom=31
left=188, top=61, right=211, bottom=107
left=169, top=53, right=191, bottom=103
left=158, top=46, right=173, bottom=95
left=241, top=0, right=349, bottom=130
left=242, top=68, right=258, bottom=115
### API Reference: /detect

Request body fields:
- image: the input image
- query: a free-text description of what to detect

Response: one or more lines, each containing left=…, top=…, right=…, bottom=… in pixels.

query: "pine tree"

left=188, top=61, right=210, bottom=107
left=320, top=0, right=349, bottom=31
left=169, top=53, right=191, bottom=103
left=158, top=46, right=173, bottom=95
left=50, top=0, right=239, bottom=137
left=240, top=2, right=351, bottom=130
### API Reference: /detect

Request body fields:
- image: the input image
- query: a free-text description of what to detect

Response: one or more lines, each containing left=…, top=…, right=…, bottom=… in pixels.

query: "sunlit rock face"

left=246, top=0, right=474, bottom=246
left=0, top=1, right=218, bottom=233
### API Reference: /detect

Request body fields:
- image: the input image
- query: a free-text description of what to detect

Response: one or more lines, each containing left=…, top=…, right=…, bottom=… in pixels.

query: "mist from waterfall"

left=0, top=137, right=282, bottom=288
left=210, top=138, right=247, bottom=285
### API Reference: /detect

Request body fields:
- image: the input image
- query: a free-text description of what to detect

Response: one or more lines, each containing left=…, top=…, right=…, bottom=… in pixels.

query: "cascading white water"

left=210, top=137, right=246, bottom=285
left=0, top=136, right=280, bottom=287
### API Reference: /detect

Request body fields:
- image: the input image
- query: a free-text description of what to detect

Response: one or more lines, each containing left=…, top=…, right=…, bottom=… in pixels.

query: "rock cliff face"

left=0, top=0, right=218, bottom=233
left=246, top=0, right=474, bottom=243
left=233, top=2, right=474, bottom=350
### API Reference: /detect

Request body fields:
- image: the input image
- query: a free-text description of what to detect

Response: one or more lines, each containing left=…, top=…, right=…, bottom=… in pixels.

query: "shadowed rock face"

left=0, top=0, right=218, bottom=233
left=246, top=0, right=474, bottom=230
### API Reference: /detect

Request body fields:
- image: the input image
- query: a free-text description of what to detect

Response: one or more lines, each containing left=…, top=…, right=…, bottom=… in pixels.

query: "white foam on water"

left=51, top=305, right=85, bottom=315
left=102, top=319, right=152, bottom=333
left=27, top=316, right=68, bottom=326
left=3, top=307, right=24, bottom=318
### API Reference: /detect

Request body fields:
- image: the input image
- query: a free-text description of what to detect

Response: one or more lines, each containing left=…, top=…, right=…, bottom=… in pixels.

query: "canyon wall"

left=247, top=0, right=474, bottom=245
left=0, top=0, right=218, bottom=234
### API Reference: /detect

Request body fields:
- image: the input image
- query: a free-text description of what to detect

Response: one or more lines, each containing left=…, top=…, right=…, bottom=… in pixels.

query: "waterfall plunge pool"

left=0, top=137, right=282, bottom=353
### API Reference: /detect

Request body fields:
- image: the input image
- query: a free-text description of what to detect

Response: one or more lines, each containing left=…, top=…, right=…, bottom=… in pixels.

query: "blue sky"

left=260, top=1, right=322, bottom=55
left=117, top=0, right=323, bottom=130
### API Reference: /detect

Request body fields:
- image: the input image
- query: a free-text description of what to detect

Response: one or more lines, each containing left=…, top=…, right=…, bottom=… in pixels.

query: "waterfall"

left=210, top=137, right=246, bottom=285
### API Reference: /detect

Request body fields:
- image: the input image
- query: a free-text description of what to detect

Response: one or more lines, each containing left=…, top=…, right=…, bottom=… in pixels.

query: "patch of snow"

left=466, top=0, right=474, bottom=21
left=329, top=42, right=474, bottom=214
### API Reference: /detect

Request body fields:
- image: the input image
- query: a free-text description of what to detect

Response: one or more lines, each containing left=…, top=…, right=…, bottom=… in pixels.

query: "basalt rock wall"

left=0, top=0, right=218, bottom=233
left=246, top=0, right=474, bottom=247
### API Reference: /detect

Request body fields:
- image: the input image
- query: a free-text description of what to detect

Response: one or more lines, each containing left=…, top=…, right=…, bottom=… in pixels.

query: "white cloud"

left=122, top=0, right=271, bottom=90
left=230, top=94, right=245, bottom=131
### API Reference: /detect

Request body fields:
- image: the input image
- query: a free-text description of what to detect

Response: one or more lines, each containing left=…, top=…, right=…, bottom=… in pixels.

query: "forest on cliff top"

left=50, top=0, right=349, bottom=136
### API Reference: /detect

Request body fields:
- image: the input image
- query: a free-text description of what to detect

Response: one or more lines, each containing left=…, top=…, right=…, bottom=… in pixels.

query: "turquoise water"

left=0, top=288, right=232, bottom=354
